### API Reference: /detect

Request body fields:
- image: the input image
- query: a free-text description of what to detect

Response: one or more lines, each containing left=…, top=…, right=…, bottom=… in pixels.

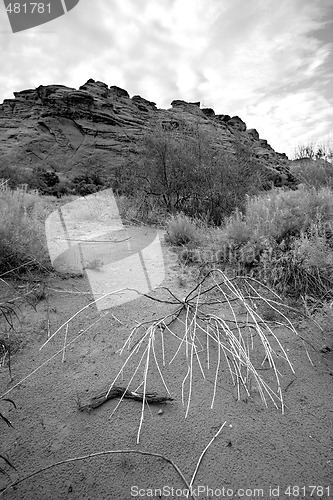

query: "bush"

left=71, top=173, right=107, bottom=196
left=262, top=232, right=333, bottom=297
left=116, top=126, right=272, bottom=225
left=293, top=141, right=333, bottom=162
left=290, top=159, right=333, bottom=190
left=229, top=186, right=333, bottom=245
left=165, top=213, right=201, bottom=246
left=0, top=161, right=33, bottom=189
left=211, top=186, right=333, bottom=297
left=116, top=194, right=168, bottom=226
left=28, top=166, right=60, bottom=194
left=0, top=184, right=50, bottom=273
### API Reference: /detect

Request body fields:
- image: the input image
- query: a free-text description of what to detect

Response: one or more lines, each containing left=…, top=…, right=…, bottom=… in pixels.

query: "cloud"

left=244, top=89, right=333, bottom=154
left=194, top=0, right=333, bottom=155
left=0, top=0, right=332, bottom=157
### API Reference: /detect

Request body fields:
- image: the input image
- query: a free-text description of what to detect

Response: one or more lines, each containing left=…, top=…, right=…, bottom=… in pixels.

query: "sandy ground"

left=0, top=234, right=332, bottom=500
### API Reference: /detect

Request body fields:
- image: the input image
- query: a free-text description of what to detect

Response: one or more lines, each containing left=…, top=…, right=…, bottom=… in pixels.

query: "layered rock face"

left=0, top=79, right=295, bottom=187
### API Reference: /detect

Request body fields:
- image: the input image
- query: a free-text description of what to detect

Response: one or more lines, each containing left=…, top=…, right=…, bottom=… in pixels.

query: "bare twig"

left=0, top=449, right=192, bottom=498
left=0, top=425, right=229, bottom=499
left=190, top=421, right=227, bottom=487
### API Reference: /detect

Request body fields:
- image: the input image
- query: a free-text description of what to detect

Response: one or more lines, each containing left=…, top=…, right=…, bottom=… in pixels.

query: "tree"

left=134, top=125, right=199, bottom=212
left=116, top=123, right=271, bottom=224
left=293, top=139, right=333, bottom=162
left=71, top=173, right=105, bottom=196
left=29, top=166, right=60, bottom=194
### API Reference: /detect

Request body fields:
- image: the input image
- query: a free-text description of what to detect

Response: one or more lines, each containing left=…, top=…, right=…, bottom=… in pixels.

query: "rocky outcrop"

left=0, top=79, right=296, bottom=188
left=247, top=128, right=260, bottom=141
left=227, top=116, right=246, bottom=132
left=201, top=108, right=215, bottom=117
left=131, top=95, right=157, bottom=112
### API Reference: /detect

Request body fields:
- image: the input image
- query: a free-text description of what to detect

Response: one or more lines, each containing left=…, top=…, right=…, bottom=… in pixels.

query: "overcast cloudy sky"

left=0, top=0, right=332, bottom=158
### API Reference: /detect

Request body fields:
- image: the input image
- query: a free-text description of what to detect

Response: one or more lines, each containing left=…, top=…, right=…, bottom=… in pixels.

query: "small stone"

left=64, top=480, right=73, bottom=493
left=158, top=409, right=164, bottom=415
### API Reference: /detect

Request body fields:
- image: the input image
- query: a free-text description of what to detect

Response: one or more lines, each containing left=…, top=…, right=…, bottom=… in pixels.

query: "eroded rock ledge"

left=0, top=78, right=294, bottom=187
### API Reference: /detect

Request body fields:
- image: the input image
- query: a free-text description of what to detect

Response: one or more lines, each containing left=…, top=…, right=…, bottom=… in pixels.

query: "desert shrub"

left=165, top=213, right=201, bottom=246
left=222, top=209, right=253, bottom=246
left=260, top=211, right=333, bottom=297
left=186, top=143, right=272, bottom=224
left=227, top=186, right=333, bottom=245
left=116, top=125, right=272, bottom=225
left=28, top=166, right=60, bottom=195
left=0, top=160, right=33, bottom=189
left=290, top=159, right=333, bottom=190
left=49, top=179, right=73, bottom=197
left=0, top=184, right=50, bottom=273
left=209, top=186, right=333, bottom=296
left=262, top=234, right=333, bottom=297
left=71, top=173, right=107, bottom=196
left=295, top=232, right=333, bottom=276
left=116, top=194, right=168, bottom=226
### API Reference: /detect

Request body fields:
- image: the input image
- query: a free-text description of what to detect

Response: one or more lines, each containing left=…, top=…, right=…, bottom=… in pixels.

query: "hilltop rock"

left=0, top=79, right=296, bottom=190
left=109, top=85, right=130, bottom=98
left=131, top=95, right=157, bottom=112
left=202, top=108, right=215, bottom=117
left=247, top=128, right=260, bottom=141
left=227, top=116, right=246, bottom=132
left=215, top=114, right=231, bottom=123
left=170, top=100, right=203, bottom=116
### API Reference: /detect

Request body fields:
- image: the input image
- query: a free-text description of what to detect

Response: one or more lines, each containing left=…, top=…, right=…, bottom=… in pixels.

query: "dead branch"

left=78, top=385, right=173, bottom=413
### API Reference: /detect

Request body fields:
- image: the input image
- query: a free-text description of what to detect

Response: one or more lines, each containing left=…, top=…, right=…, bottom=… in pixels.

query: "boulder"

left=109, top=86, right=130, bottom=98
left=247, top=128, right=259, bottom=141
left=79, top=80, right=109, bottom=98
left=202, top=108, right=215, bottom=117
left=228, top=116, right=246, bottom=132
left=131, top=95, right=157, bottom=109
left=214, top=114, right=231, bottom=123
left=161, top=120, right=179, bottom=130
left=171, top=100, right=200, bottom=109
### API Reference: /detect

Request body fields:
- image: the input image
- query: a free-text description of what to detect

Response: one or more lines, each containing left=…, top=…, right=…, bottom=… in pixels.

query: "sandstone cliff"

left=0, top=78, right=295, bottom=187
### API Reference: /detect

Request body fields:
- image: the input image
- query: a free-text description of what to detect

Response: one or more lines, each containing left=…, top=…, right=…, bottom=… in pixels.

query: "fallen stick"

left=78, top=386, right=173, bottom=413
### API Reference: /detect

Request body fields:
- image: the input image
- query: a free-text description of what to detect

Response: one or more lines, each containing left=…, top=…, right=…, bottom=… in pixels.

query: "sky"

left=0, top=0, right=332, bottom=158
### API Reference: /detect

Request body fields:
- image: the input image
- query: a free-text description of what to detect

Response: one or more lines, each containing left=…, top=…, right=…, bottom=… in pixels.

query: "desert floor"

left=0, top=231, right=332, bottom=500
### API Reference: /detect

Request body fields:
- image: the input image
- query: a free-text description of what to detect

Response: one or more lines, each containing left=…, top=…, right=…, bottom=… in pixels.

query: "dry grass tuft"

left=0, top=182, right=50, bottom=274
left=165, top=213, right=201, bottom=246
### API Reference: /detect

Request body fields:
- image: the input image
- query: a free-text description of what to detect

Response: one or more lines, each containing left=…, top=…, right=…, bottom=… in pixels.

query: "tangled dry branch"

left=101, top=269, right=308, bottom=443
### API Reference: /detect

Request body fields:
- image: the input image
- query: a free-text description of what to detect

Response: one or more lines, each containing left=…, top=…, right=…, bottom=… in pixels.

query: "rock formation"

left=0, top=78, right=296, bottom=188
